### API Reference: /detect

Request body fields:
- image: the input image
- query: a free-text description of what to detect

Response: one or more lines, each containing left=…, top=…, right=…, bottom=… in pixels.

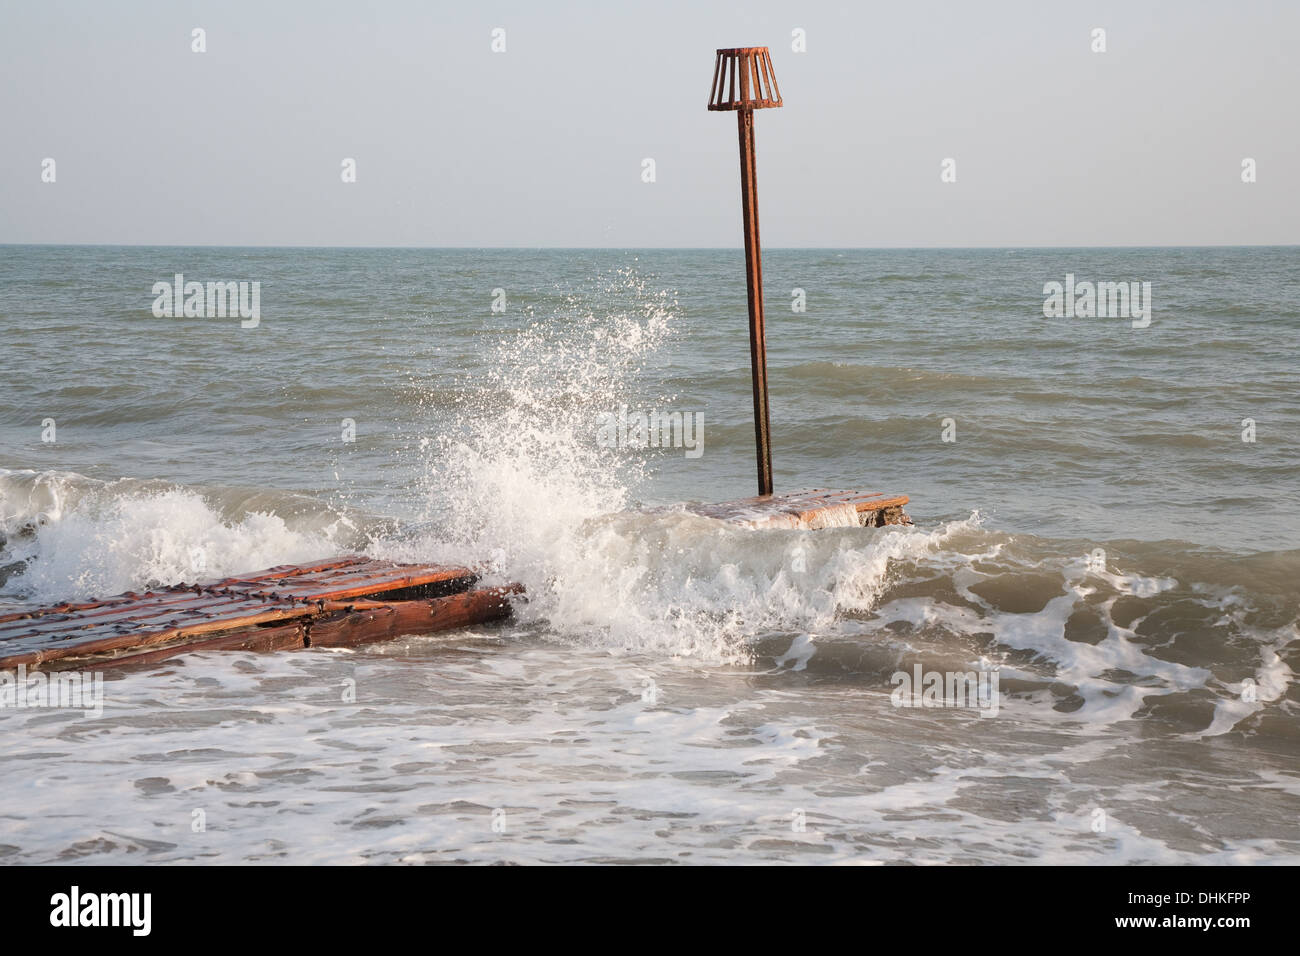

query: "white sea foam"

left=3, top=642, right=1294, bottom=865
left=1201, top=624, right=1297, bottom=738
left=0, top=469, right=352, bottom=601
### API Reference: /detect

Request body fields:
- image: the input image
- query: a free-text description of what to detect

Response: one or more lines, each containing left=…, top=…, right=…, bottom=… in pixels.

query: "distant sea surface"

left=0, top=245, right=1297, bottom=863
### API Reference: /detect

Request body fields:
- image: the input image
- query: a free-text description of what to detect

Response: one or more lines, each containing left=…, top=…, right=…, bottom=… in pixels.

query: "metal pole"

left=737, top=107, right=773, bottom=497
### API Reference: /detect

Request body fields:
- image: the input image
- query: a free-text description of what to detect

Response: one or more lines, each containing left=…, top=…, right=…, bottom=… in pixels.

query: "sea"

left=0, top=245, right=1297, bottom=864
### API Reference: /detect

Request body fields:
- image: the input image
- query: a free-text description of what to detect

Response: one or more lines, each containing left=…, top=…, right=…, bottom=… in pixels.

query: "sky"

left=0, top=0, right=1296, bottom=247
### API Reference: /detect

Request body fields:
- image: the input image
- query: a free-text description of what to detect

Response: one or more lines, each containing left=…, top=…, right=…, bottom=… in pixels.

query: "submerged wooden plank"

left=689, top=488, right=911, bottom=530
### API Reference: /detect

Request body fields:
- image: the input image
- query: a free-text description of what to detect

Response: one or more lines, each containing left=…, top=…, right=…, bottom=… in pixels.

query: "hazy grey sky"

left=1, top=0, right=1295, bottom=247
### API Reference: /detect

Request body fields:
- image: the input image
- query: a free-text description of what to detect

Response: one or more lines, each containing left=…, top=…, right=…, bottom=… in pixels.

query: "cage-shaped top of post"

left=707, top=47, right=782, bottom=111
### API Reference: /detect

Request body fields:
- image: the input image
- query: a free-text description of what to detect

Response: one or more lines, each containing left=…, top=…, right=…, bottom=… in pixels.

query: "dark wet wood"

left=311, top=585, right=521, bottom=648
left=88, top=619, right=310, bottom=670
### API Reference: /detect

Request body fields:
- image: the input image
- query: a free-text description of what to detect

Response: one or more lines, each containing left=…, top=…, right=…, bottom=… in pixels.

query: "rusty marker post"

left=708, top=47, right=782, bottom=497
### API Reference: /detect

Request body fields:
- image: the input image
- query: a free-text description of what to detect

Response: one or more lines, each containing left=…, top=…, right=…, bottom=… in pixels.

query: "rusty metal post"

left=736, top=108, right=772, bottom=496
left=708, top=48, right=782, bottom=497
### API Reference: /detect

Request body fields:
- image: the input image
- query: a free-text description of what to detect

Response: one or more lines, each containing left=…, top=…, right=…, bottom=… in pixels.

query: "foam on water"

left=1, top=641, right=1294, bottom=865
left=0, top=469, right=357, bottom=602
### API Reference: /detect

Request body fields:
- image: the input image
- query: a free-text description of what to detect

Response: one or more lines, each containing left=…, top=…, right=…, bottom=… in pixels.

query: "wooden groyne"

left=0, top=489, right=908, bottom=673
left=0, top=556, right=518, bottom=672
left=688, top=489, right=910, bottom=530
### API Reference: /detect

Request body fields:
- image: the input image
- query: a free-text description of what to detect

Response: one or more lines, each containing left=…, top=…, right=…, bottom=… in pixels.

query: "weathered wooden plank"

left=0, top=588, right=271, bottom=641
left=0, top=556, right=376, bottom=628
left=266, top=565, right=476, bottom=601
left=688, top=488, right=911, bottom=530
left=309, top=585, right=521, bottom=648
left=0, top=562, right=357, bottom=633
left=0, top=602, right=318, bottom=669
left=0, top=557, right=516, bottom=671
left=0, top=559, right=477, bottom=645
left=29, top=586, right=520, bottom=671
left=84, top=620, right=310, bottom=671
left=0, top=593, right=140, bottom=625
left=210, top=555, right=369, bottom=586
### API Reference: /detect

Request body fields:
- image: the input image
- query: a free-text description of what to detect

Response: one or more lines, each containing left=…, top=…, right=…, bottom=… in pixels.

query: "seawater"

left=0, top=246, right=1296, bottom=863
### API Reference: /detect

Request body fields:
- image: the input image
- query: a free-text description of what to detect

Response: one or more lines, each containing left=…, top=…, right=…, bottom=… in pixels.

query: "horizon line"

left=2, top=243, right=1297, bottom=251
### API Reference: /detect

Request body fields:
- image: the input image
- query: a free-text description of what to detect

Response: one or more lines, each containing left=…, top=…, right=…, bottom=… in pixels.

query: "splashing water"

left=0, top=470, right=359, bottom=601
left=359, top=271, right=992, bottom=662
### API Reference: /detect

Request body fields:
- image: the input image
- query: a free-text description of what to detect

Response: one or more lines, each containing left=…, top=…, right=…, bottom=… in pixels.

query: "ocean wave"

left=0, top=468, right=372, bottom=601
